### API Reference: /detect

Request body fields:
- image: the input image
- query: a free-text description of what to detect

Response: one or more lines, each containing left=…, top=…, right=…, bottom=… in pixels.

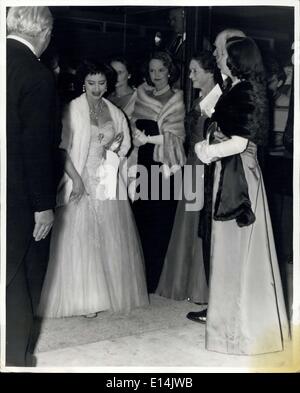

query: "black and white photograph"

left=0, top=0, right=299, bottom=375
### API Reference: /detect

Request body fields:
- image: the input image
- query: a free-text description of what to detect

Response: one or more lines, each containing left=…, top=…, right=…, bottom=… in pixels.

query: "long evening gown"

left=206, top=142, right=290, bottom=354
left=131, top=121, right=178, bottom=293
left=38, top=123, right=149, bottom=318
left=130, top=84, right=185, bottom=293
left=206, top=81, right=290, bottom=355
left=156, top=97, right=209, bottom=302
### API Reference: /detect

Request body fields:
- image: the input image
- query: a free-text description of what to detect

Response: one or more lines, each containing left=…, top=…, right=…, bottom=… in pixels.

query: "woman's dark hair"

left=226, top=36, right=269, bottom=145
left=190, top=50, right=222, bottom=85
left=144, top=51, right=179, bottom=87
left=109, top=56, right=136, bottom=87
left=109, top=56, right=132, bottom=75
left=191, top=50, right=216, bottom=74
left=225, top=37, right=266, bottom=84
left=76, top=59, right=117, bottom=95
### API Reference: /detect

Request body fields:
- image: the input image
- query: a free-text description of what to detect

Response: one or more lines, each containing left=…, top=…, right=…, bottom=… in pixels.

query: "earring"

left=82, top=85, right=86, bottom=92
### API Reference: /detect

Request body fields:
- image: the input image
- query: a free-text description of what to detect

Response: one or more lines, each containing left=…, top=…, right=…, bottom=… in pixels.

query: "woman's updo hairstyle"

left=191, top=50, right=216, bottom=74
left=144, top=51, right=180, bottom=87
left=76, top=59, right=117, bottom=95
left=190, top=50, right=222, bottom=85
left=109, top=56, right=138, bottom=87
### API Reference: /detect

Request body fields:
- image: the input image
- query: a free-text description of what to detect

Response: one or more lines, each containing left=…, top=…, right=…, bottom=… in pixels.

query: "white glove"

left=194, top=140, right=212, bottom=164
left=195, top=136, right=248, bottom=164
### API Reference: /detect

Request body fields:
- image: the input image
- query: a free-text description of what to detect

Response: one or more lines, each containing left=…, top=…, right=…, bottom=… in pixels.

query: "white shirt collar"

left=7, top=35, right=37, bottom=57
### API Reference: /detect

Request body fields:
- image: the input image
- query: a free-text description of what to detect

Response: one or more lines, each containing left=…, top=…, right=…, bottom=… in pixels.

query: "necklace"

left=153, top=84, right=171, bottom=97
left=89, top=99, right=104, bottom=121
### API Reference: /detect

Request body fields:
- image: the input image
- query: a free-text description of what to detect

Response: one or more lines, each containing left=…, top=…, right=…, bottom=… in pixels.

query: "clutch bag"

left=135, top=119, right=159, bottom=137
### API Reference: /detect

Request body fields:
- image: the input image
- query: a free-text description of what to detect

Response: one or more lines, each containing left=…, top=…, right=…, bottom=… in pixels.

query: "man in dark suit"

left=6, top=6, right=58, bottom=366
left=167, top=8, right=185, bottom=58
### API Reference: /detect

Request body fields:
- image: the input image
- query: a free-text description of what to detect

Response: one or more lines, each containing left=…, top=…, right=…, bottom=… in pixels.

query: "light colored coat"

left=131, top=82, right=186, bottom=165
left=56, top=93, right=130, bottom=206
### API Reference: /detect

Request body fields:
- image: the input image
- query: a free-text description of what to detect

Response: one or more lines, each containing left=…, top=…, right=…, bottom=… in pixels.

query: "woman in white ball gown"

left=38, top=60, right=149, bottom=318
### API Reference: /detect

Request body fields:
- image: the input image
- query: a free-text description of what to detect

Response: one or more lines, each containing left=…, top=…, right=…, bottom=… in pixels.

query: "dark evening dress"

left=132, top=119, right=179, bottom=293
left=130, top=83, right=186, bottom=293
left=156, top=97, right=209, bottom=302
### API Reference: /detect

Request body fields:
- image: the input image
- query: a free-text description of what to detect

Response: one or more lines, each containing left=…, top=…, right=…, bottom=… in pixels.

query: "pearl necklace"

left=152, top=84, right=171, bottom=96
left=89, top=99, right=104, bottom=121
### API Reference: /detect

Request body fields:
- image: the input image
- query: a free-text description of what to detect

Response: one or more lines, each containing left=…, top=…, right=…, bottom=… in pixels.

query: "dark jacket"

left=7, top=38, right=59, bottom=211
left=6, top=38, right=59, bottom=282
left=211, top=81, right=269, bottom=227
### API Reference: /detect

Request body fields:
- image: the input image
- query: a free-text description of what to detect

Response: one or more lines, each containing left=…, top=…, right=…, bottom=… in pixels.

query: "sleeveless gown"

left=38, top=123, right=149, bottom=318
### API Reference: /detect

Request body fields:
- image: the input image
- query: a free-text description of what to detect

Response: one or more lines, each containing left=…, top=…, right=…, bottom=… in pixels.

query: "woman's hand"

left=195, top=141, right=217, bottom=165
left=33, top=210, right=54, bottom=241
left=133, top=129, right=148, bottom=147
left=70, top=174, right=87, bottom=202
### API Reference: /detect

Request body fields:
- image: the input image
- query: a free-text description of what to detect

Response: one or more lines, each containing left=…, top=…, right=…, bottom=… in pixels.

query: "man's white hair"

left=7, top=6, right=53, bottom=38
left=219, top=28, right=246, bottom=42
left=215, top=28, right=246, bottom=50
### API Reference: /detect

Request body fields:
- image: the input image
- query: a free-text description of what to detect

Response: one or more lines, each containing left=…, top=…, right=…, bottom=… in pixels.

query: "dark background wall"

left=49, top=5, right=294, bottom=66
left=49, top=6, right=174, bottom=68
left=209, top=6, right=294, bottom=64
left=46, top=4, right=294, bottom=109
